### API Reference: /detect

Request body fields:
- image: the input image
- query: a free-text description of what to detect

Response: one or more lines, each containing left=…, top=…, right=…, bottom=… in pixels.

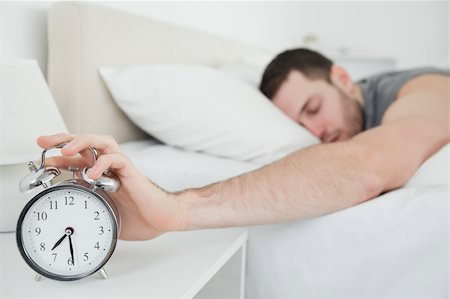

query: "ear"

left=330, top=64, right=355, bottom=94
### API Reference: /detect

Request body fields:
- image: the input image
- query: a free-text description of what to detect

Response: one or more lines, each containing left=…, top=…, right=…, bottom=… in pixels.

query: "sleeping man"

left=38, top=48, right=449, bottom=240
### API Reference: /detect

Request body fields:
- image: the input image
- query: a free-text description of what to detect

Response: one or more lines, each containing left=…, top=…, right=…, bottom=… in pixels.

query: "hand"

left=37, top=133, right=184, bottom=240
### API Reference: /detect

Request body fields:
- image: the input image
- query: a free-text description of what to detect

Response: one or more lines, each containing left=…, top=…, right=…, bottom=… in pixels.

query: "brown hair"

left=259, top=48, right=333, bottom=100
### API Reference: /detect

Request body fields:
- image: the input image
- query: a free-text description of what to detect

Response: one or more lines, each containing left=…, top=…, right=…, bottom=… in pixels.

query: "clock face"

left=17, top=184, right=118, bottom=280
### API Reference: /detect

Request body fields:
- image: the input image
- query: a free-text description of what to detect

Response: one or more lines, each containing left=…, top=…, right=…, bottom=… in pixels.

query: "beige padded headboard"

left=47, top=2, right=265, bottom=143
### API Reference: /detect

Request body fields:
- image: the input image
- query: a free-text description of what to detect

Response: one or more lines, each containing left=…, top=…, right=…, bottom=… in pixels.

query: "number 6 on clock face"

left=16, top=182, right=120, bottom=281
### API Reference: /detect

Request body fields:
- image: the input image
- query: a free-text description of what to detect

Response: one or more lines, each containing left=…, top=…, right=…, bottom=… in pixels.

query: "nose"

left=300, top=118, right=325, bottom=140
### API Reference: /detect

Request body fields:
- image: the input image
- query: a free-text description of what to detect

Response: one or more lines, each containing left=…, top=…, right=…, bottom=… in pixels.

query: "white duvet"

left=121, top=141, right=449, bottom=298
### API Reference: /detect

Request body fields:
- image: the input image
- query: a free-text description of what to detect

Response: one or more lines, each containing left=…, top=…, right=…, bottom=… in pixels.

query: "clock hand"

left=68, top=234, right=74, bottom=266
left=51, top=227, right=74, bottom=251
left=51, top=234, right=67, bottom=251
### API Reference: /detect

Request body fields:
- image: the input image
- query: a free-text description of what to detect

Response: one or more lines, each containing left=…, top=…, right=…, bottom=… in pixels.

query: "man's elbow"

left=361, top=162, right=385, bottom=202
left=353, top=144, right=418, bottom=202
left=362, top=145, right=419, bottom=196
left=353, top=119, right=449, bottom=195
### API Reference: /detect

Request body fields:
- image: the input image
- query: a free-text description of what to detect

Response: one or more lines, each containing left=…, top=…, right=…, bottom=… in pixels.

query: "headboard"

left=47, top=2, right=268, bottom=143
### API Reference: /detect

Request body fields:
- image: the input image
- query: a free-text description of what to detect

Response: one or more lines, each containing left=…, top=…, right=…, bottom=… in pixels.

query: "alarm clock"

left=16, top=143, right=121, bottom=281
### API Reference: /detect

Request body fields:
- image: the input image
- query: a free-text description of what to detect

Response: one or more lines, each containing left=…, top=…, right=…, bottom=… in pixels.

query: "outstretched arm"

left=175, top=74, right=449, bottom=230
left=39, top=118, right=447, bottom=239
left=176, top=117, right=448, bottom=230
left=38, top=77, right=448, bottom=239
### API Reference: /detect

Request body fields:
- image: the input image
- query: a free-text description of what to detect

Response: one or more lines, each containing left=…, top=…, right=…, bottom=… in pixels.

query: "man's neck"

left=353, top=83, right=365, bottom=107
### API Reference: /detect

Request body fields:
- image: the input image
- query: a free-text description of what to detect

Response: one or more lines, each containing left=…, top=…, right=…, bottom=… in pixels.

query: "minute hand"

left=68, top=235, right=75, bottom=266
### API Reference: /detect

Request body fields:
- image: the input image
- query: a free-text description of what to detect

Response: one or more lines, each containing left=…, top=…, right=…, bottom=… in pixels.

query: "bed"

left=47, top=2, right=449, bottom=298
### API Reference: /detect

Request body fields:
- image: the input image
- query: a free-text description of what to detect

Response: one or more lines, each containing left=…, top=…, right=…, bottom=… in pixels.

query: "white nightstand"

left=0, top=228, right=247, bottom=298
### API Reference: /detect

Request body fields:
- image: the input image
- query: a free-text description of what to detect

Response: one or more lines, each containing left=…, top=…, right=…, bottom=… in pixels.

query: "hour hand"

left=51, top=234, right=67, bottom=251
left=51, top=227, right=73, bottom=251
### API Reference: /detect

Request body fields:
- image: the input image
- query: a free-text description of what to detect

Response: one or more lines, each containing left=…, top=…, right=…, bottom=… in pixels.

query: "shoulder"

left=381, top=71, right=449, bottom=136
left=360, top=67, right=449, bottom=97
left=358, top=67, right=448, bottom=130
left=398, top=71, right=449, bottom=97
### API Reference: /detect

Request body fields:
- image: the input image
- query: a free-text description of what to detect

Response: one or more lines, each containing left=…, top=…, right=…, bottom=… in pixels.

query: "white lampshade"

left=0, top=60, right=67, bottom=165
left=0, top=60, right=68, bottom=232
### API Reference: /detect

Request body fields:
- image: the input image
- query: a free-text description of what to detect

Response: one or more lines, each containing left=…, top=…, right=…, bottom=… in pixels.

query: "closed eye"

left=305, top=96, right=321, bottom=115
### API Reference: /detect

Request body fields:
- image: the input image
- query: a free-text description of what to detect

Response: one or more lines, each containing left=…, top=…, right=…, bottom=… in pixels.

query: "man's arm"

left=177, top=94, right=449, bottom=230
left=37, top=76, right=448, bottom=240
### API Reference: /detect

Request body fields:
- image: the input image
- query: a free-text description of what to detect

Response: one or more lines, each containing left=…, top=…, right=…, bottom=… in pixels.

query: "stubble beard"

left=341, top=92, right=364, bottom=139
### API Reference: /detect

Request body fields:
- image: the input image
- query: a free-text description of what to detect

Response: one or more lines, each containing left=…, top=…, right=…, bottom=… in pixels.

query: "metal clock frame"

left=16, top=179, right=121, bottom=281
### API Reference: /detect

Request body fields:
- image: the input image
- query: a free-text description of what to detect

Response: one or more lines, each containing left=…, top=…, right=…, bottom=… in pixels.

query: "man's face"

left=272, top=70, right=363, bottom=143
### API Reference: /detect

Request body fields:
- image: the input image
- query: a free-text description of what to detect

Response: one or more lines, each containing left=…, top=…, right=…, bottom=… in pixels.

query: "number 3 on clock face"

left=16, top=183, right=119, bottom=281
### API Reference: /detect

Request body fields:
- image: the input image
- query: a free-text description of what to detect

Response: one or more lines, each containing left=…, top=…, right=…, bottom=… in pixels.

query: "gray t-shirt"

left=357, top=67, right=449, bottom=130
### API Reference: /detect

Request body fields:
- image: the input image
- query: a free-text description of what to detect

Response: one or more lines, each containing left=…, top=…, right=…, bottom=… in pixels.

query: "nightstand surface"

left=0, top=228, right=247, bottom=298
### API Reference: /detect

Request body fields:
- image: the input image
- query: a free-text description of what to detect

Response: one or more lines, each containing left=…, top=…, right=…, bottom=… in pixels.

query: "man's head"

left=260, top=48, right=364, bottom=143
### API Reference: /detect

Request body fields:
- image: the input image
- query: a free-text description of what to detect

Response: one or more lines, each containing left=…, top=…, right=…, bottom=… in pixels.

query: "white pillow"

left=216, top=50, right=274, bottom=87
left=99, top=64, right=318, bottom=164
left=216, top=63, right=263, bottom=87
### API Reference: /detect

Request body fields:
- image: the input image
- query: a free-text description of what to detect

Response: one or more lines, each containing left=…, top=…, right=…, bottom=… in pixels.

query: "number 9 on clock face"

left=16, top=182, right=120, bottom=281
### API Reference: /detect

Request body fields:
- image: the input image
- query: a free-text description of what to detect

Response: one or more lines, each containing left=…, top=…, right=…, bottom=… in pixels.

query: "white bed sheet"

left=246, top=184, right=448, bottom=298
left=121, top=140, right=260, bottom=192
left=120, top=140, right=449, bottom=298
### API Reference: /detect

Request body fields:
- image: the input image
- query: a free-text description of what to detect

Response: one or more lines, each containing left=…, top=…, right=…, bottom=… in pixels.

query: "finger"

left=78, top=148, right=98, bottom=167
left=43, top=148, right=93, bottom=164
left=62, top=134, right=121, bottom=156
left=45, top=156, right=89, bottom=170
left=37, top=133, right=75, bottom=149
left=86, top=152, right=131, bottom=180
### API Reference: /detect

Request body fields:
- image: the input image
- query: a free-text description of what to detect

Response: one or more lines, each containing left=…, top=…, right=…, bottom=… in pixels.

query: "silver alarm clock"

left=16, top=143, right=121, bottom=281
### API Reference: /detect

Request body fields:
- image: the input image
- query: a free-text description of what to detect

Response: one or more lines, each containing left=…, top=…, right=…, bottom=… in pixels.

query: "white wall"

left=0, top=1, right=448, bottom=76
left=0, top=2, right=49, bottom=73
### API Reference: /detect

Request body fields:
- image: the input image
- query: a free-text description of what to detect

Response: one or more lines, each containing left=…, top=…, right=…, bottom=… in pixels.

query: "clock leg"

left=98, top=267, right=108, bottom=279
left=34, top=274, right=43, bottom=281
